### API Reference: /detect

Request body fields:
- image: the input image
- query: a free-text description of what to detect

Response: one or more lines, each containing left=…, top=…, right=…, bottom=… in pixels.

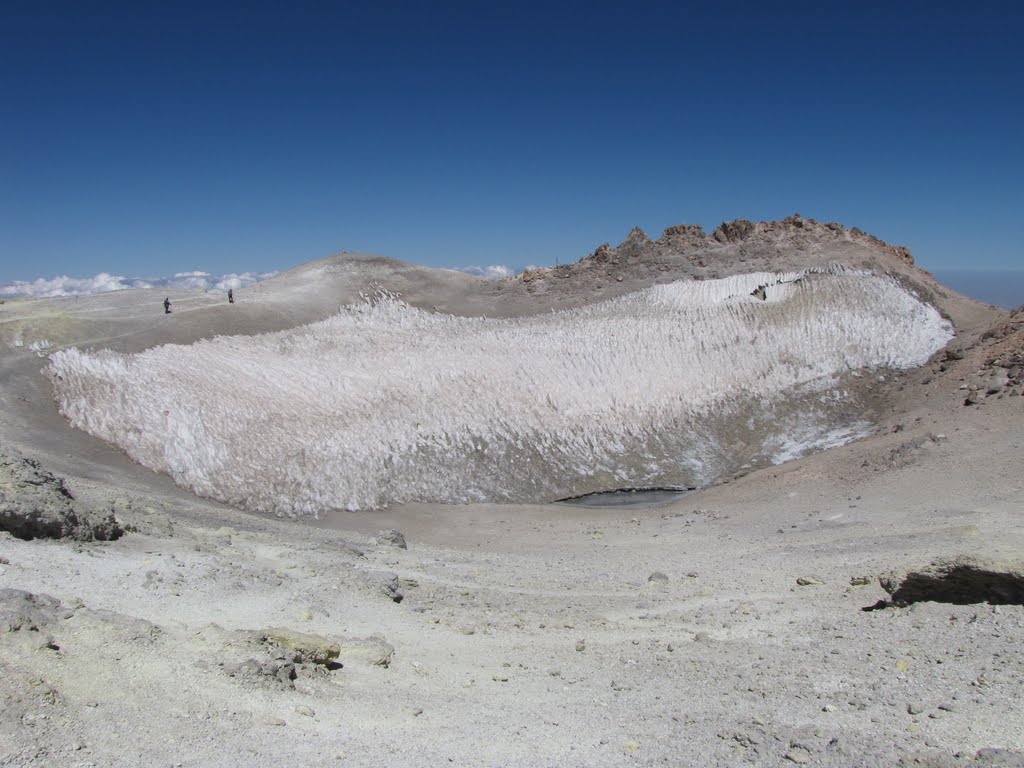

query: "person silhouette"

left=163, top=297, right=171, bottom=314
left=227, top=288, right=234, bottom=304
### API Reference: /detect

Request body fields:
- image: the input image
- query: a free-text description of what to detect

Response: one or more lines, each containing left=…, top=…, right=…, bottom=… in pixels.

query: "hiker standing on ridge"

left=163, top=297, right=171, bottom=314
left=227, top=288, right=234, bottom=304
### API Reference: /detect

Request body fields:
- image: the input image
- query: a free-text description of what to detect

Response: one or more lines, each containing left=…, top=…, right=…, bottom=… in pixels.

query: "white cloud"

left=0, top=273, right=144, bottom=298
left=449, top=264, right=520, bottom=279
left=0, top=270, right=277, bottom=298
left=1, top=265, right=518, bottom=297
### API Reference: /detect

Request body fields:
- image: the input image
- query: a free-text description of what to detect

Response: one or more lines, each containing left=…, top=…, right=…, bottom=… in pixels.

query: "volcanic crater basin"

left=47, top=269, right=952, bottom=516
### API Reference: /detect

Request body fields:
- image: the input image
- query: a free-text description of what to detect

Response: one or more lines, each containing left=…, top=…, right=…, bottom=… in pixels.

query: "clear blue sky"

left=1, top=1, right=1021, bottom=282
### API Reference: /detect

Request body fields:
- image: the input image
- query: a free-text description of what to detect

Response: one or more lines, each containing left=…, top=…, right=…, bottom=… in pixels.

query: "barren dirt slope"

left=0, top=220, right=1021, bottom=767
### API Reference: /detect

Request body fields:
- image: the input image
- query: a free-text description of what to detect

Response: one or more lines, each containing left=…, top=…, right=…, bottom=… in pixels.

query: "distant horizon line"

left=2, top=264, right=1021, bottom=307
left=0, top=264, right=515, bottom=299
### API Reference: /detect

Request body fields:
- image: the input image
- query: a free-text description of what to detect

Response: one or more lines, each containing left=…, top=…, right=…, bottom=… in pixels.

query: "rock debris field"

left=1, top=218, right=1022, bottom=767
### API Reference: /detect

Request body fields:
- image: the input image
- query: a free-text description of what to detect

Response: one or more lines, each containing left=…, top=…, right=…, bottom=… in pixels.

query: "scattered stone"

left=575, top=639, right=586, bottom=652
left=647, top=571, right=669, bottom=583
left=693, top=632, right=711, bottom=643
left=850, top=576, right=872, bottom=586
left=376, top=529, right=407, bottom=549
left=732, top=731, right=763, bottom=747
left=796, top=576, right=824, bottom=586
left=881, top=434, right=947, bottom=469
left=907, top=701, right=925, bottom=715
left=229, top=657, right=297, bottom=687
left=785, top=745, right=813, bottom=764
left=295, top=705, right=315, bottom=717
left=974, top=747, right=1024, bottom=765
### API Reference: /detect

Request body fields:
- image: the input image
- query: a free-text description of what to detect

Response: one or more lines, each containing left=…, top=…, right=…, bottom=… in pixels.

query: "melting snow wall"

left=48, top=270, right=952, bottom=516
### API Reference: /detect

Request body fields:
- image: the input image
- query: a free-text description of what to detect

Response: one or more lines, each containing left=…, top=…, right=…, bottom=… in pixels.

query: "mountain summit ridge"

left=618, top=213, right=914, bottom=265
left=584, top=213, right=915, bottom=273
left=500, top=214, right=963, bottom=325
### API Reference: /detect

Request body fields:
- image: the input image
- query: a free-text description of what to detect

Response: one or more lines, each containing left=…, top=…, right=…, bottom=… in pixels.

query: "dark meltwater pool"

left=555, top=488, right=694, bottom=509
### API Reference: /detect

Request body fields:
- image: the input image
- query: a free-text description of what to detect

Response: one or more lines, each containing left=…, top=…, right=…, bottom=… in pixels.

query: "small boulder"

left=335, top=634, right=394, bottom=668
left=367, top=571, right=405, bottom=603
left=376, top=529, right=407, bottom=549
left=262, top=627, right=341, bottom=666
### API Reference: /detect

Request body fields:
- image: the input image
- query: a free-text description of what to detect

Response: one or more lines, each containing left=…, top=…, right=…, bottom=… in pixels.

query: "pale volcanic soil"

left=1, top=218, right=1022, bottom=767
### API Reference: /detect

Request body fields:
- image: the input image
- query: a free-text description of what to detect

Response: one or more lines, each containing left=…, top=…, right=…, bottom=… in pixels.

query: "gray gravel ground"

left=1, top=228, right=1021, bottom=767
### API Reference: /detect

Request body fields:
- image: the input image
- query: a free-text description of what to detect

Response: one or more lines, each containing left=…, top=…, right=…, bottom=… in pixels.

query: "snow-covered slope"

left=47, top=269, right=952, bottom=516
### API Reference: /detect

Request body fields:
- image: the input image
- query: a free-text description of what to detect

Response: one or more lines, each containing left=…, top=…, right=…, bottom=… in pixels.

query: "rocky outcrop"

left=711, top=218, right=757, bottom=243
left=916, top=308, right=1024, bottom=406
left=658, top=223, right=706, bottom=249
left=617, top=227, right=652, bottom=259
left=517, top=215, right=926, bottom=307
left=0, top=448, right=123, bottom=541
left=880, top=556, right=1024, bottom=606
left=260, top=627, right=341, bottom=666
left=977, top=309, right=1024, bottom=400
left=0, top=589, right=71, bottom=633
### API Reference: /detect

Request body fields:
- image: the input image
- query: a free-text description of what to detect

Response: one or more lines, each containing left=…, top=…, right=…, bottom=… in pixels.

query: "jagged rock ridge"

left=509, top=215, right=939, bottom=318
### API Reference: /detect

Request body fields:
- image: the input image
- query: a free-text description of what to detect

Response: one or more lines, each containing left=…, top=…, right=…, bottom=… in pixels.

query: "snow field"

left=48, top=270, right=953, bottom=515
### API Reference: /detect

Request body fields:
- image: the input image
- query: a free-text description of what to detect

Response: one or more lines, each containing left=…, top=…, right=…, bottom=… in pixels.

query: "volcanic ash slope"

left=47, top=269, right=952, bottom=516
